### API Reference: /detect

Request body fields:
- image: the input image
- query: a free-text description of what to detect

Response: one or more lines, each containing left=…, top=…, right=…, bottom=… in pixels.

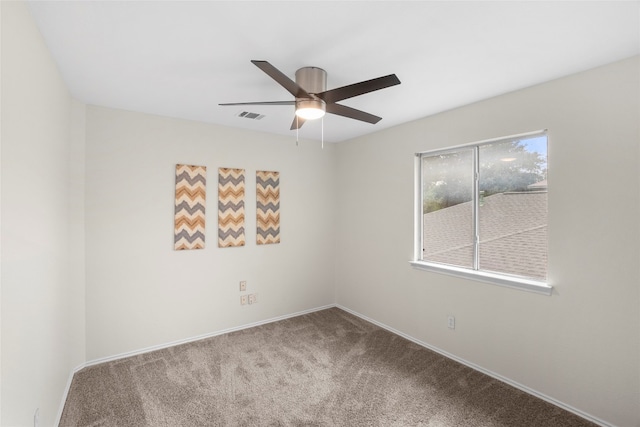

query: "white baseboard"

left=55, top=304, right=336, bottom=426
left=55, top=362, right=84, bottom=427
left=83, top=304, right=336, bottom=368
left=335, top=304, right=614, bottom=427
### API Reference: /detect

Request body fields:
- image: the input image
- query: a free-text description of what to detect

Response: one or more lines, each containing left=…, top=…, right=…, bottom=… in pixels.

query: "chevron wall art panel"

left=218, top=167, right=245, bottom=248
left=256, top=170, right=280, bottom=245
left=174, top=164, right=207, bottom=250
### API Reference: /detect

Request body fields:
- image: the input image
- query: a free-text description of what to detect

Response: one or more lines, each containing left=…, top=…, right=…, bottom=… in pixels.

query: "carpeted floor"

left=60, top=307, right=596, bottom=426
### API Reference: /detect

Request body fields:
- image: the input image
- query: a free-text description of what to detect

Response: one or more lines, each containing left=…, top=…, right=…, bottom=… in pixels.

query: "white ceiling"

left=27, top=1, right=640, bottom=143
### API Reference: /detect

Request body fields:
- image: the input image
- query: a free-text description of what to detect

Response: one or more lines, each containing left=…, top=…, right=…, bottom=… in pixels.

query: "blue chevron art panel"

left=218, top=168, right=245, bottom=247
left=256, top=170, right=280, bottom=245
left=174, top=164, right=206, bottom=250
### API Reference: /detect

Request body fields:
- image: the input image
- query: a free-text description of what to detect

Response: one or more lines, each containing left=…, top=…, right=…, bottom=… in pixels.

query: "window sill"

left=409, top=260, right=553, bottom=296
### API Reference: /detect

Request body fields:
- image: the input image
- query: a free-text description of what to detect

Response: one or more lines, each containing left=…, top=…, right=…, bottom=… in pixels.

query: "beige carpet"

left=60, top=308, right=596, bottom=426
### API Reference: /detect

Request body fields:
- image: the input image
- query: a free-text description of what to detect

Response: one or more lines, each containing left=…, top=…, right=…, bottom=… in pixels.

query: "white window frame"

left=410, top=130, right=552, bottom=296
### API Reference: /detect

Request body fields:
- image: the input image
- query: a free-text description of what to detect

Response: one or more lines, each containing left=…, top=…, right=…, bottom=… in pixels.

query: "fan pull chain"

left=321, top=117, right=324, bottom=149
left=296, top=115, right=299, bottom=147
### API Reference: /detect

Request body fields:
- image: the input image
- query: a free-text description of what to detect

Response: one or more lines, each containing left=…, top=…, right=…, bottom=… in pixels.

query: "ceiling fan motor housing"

left=295, top=66, right=327, bottom=94
left=295, top=67, right=327, bottom=118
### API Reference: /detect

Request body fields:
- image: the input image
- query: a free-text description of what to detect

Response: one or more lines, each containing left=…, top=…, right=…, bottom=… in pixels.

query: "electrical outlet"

left=240, top=295, right=247, bottom=305
left=239, top=281, right=247, bottom=292
left=447, top=315, right=455, bottom=330
left=248, top=293, right=257, bottom=304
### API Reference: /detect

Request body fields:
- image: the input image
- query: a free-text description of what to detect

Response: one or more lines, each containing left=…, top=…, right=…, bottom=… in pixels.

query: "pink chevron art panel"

left=218, top=168, right=246, bottom=247
left=256, top=170, right=280, bottom=245
left=174, top=164, right=206, bottom=250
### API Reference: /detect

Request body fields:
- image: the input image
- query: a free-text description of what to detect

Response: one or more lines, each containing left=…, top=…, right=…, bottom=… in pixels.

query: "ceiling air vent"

left=237, top=111, right=265, bottom=120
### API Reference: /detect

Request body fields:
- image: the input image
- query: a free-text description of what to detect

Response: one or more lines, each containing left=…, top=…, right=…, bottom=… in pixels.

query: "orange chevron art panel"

left=218, top=168, right=245, bottom=247
left=256, top=170, right=280, bottom=245
left=174, top=164, right=206, bottom=250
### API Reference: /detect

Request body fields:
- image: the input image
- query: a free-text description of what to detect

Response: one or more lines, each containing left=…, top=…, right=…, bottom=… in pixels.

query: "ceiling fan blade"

left=317, top=74, right=400, bottom=104
left=326, top=103, right=382, bottom=124
left=251, top=60, right=310, bottom=99
left=219, top=101, right=295, bottom=106
left=290, top=115, right=306, bottom=130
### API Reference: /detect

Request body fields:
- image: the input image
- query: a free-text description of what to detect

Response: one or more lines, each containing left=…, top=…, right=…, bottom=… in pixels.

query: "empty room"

left=1, top=1, right=639, bottom=426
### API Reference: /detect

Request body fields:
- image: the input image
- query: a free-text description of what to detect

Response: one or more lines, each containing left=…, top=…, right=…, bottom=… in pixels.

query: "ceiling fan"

left=219, top=60, right=401, bottom=130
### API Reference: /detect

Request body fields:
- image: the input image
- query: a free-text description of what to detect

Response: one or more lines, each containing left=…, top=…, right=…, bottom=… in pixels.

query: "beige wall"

left=1, top=1, right=86, bottom=426
left=84, top=106, right=337, bottom=361
left=334, top=56, right=640, bottom=427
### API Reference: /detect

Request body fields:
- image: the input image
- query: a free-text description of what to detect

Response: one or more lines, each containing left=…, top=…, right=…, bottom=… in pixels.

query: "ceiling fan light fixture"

left=295, top=99, right=326, bottom=120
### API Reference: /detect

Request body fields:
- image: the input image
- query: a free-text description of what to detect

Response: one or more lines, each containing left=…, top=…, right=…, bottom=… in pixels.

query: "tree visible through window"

left=420, top=133, right=548, bottom=282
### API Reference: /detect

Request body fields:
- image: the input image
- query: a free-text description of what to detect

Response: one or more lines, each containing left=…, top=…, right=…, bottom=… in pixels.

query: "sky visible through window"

left=522, top=135, right=547, bottom=170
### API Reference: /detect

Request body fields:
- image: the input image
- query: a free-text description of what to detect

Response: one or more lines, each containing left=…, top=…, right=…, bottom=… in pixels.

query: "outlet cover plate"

left=447, top=316, right=455, bottom=329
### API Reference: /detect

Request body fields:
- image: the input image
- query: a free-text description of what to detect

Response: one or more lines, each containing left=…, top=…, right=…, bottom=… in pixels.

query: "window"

left=411, top=131, right=551, bottom=294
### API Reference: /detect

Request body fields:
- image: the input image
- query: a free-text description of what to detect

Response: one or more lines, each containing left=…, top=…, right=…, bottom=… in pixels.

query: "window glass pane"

left=422, top=149, right=474, bottom=268
left=478, top=136, right=547, bottom=280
